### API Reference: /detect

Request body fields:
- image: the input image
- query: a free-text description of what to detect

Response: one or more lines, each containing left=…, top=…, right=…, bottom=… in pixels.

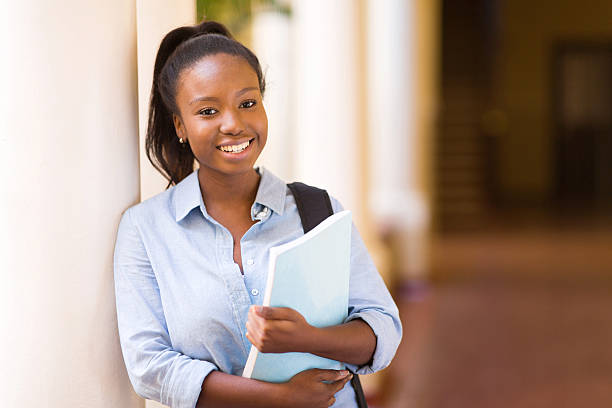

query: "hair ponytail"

left=146, top=26, right=197, bottom=189
left=145, top=20, right=265, bottom=188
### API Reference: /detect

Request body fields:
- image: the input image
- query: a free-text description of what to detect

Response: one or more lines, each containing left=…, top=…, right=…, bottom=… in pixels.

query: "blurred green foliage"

left=196, top=0, right=290, bottom=36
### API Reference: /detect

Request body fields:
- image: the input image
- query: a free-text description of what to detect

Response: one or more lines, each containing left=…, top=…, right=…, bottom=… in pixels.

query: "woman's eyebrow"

left=189, top=96, right=219, bottom=105
left=189, top=87, right=258, bottom=105
left=236, top=87, right=258, bottom=96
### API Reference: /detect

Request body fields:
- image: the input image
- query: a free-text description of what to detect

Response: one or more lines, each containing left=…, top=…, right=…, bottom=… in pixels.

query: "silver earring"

left=179, top=137, right=186, bottom=144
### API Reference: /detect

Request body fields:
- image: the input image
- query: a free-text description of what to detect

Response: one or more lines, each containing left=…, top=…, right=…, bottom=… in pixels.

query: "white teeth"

left=219, top=139, right=251, bottom=153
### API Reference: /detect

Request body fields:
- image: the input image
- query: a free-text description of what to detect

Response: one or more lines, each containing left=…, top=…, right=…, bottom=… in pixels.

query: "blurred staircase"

left=435, top=0, right=500, bottom=231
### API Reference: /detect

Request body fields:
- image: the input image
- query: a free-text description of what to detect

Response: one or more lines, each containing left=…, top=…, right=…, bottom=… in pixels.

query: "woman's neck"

left=197, top=167, right=260, bottom=211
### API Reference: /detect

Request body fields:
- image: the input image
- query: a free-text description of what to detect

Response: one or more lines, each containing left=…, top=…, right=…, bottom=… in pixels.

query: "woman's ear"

left=173, top=114, right=186, bottom=142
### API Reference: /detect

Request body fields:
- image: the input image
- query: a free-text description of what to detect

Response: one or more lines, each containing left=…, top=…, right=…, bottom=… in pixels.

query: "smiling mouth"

left=216, top=138, right=255, bottom=154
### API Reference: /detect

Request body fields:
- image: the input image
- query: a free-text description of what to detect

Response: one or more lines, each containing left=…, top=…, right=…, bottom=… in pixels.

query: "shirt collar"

left=172, top=166, right=286, bottom=223
left=172, top=169, right=204, bottom=222
left=252, top=166, right=286, bottom=217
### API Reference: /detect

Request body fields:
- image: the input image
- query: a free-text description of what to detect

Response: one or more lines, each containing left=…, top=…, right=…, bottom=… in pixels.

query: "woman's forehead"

left=177, top=54, right=259, bottom=95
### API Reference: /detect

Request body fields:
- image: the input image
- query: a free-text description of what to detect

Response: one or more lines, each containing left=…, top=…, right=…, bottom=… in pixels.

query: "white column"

left=0, top=1, right=141, bottom=407
left=252, top=9, right=294, bottom=181
left=366, top=0, right=438, bottom=282
left=291, top=0, right=363, bottom=223
left=366, top=0, right=416, bottom=222
left=136, top=0, right=196, bottom=200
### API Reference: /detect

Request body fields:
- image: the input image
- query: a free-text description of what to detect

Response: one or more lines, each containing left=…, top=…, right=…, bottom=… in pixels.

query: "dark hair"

left=146, top=20, right=266, bottom=188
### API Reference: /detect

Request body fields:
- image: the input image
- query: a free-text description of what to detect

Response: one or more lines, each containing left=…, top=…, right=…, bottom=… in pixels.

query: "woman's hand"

left=196, top=369, right=350, bottom=408
left=281, top=369, right=352, bottom=408
left=246, top=306, right=314, bottom=353
left=246, top=306, right=377, bottom=366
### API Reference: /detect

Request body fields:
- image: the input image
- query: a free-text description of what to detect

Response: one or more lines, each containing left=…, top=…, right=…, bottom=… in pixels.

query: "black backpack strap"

left=350, top=373, right=368, bottom=408
left=287, top=181, right=369, bottom=408
left=287, top=182, right=334, bottom=233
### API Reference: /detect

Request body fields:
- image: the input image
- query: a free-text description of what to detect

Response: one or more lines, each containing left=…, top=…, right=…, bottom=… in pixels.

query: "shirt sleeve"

left=113, top=207, right=218, bottom=408
left=330, top=197, right=403, bottom=375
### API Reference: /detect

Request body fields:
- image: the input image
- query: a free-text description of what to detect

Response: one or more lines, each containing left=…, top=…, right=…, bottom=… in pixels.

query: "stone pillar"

left=291, top=0, right=365, bottom=227
left=366, top=0, right=439, bottom=288
left=0, top=1, right=141, bottom=407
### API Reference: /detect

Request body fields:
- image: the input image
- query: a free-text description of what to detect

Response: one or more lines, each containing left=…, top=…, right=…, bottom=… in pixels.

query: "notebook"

left=242, top=210, right=352, bottom=382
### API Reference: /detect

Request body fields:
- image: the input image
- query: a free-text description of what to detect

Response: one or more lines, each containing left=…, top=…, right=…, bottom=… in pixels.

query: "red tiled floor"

left=381, top=218, right=612, bottom=408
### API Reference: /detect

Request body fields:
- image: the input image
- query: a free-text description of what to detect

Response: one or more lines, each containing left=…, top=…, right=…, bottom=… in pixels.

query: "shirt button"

left=255, top=207, right=269, bottom=219
left=251, top=289, right=259, bottom=296
left=246, top=259, right=255, bottom=266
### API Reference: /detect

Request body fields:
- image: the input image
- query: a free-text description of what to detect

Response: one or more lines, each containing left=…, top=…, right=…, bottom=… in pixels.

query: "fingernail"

left=339, top=370, right=349, bottom=376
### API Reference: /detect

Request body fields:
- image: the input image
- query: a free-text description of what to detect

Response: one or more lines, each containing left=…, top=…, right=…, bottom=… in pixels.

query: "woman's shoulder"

left=127, top=170, right=201, bottom=222
left=119, top=184, right=179, bottom=228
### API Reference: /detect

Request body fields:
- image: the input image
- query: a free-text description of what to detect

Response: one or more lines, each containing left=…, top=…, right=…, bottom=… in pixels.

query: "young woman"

left=113, top=20, right=402, bottom=408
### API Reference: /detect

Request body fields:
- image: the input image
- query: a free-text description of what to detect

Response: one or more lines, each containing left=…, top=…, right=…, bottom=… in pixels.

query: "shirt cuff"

left=342, top=311, right=399, bottom=375
left=162, top=358, right=218, bottom=408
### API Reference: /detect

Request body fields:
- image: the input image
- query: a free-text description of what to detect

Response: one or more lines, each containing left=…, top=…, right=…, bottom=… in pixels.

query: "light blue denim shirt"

left=113, top=167, right=402, bottom=408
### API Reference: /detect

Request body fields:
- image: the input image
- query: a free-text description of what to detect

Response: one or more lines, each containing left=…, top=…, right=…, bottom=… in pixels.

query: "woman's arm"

left=196, top=369, right=352, bottom=408
left=115, top=208, right=217, bottom=408
left=308, top=319, right=377, bottom=365
left=246, top=306, right=376, bottom=366
left=246, top=196, right=402, bottom=373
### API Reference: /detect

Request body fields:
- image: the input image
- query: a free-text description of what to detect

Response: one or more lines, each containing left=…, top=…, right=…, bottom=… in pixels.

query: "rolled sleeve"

left=331, top=197, right=403, bottom=375
left=114, top=208, right=218, bottom=408
left=343, top=308, right=400, bottom=374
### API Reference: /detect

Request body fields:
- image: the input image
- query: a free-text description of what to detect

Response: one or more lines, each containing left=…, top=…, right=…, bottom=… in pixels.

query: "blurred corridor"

left=374, top=0, right=612, bottom=405
left=381, top=211, right=612, bottom=408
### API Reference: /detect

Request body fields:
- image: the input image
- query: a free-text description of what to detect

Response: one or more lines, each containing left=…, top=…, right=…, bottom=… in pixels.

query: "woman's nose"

left=219, top=109, right=244, bottom=135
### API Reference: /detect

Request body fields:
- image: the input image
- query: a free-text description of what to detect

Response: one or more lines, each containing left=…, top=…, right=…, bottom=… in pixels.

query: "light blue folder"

left=242, top=210, right=352, bottom=383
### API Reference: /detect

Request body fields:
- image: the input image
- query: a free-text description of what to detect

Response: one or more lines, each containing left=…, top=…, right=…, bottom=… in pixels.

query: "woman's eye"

left=199, top=108, right=218, bottom=116
left=240, top=100, right=256, bottom=109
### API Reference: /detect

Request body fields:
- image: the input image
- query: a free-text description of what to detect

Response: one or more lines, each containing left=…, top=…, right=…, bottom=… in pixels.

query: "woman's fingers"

left=324, top=372, right=351, bottom=407
left=246, top=309, right=265, bottom=338
left=245, top=319, right=260, bottom=341
left=286, top=369, right=351, bottom=407
left=332, top=373, right=352, bottom=392
left=252, top=305, right=299, bottom=321
left=324, top=371, right=352, bottom=396
left=245, top=324, right=256, bottom=345
left=246, top=306, right=312, bottom=353
left=314, top=369, right=350, bottom=382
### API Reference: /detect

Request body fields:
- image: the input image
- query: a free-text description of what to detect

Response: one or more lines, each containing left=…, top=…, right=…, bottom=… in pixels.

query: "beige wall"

left=0, top=1, right=141, bottom=407
left=496, top=0, right=612, bottom=201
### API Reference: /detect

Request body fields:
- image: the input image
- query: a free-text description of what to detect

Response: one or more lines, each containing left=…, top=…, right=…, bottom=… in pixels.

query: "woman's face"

left=173, top=53, right=267, bottom=178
